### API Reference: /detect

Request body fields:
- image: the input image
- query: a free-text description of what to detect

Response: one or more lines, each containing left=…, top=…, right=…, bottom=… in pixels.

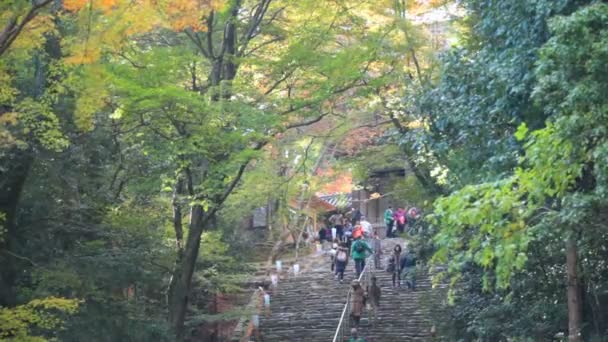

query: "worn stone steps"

left=257, top=238, right=446, bottom=341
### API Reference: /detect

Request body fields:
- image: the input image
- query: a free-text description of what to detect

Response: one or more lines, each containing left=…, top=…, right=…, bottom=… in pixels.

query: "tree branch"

left=237, top=0, right=273, bottom=57
left=354, top=119, right=392, bottom=129
left=184, top=29, right=210, bottom=59
left=245, top=36, right=284, bottom=57
left=206, top=11, right=215, bottom=59
left=0, top=0, right=53, bottom=57
left=285, top=112, right=330, bottom=130
left=117, top=52, right=145, bottom=69
left=3, top=250, right=38, bottom=267
left=263, top=67, right=296, bottom=95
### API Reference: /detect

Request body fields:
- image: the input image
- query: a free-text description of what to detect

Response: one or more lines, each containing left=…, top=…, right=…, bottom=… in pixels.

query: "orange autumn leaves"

left=165, top=0, right=225, bottom=31
left=62, top=0, right=225, bottom=31
left=62, top=0, right=225, bottom=64
left=63, top=0, right=118, bottom=13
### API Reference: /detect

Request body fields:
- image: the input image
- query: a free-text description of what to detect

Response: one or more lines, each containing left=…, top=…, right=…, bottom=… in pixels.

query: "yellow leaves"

left=164, top=0, right=225, bottom=32
left=15, top=98, right=70, bottom=151
left=0, top=112, right=18, bottom=126
left=0, top=68, right=18, bottom=103
left=122, top=0, right=161, bottom=36
left=11, top=15, right=56, bottom=51
left=71, top=65, right=109, bottom=131
left=0, top=66, right=22, bottom=148
left=0, top=297, right=80, bottom=341
left=64, top=46, right=102, bottom=65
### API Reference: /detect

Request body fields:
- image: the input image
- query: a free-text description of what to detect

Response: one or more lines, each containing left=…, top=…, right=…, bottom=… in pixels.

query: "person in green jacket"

left=351, top=235, right=373, bottom=278
left=384, top=206, right=394, bottom=238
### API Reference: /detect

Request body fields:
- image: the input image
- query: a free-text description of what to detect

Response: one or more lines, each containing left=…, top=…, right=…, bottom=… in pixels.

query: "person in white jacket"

left=360, top=216, right=373, bottom=238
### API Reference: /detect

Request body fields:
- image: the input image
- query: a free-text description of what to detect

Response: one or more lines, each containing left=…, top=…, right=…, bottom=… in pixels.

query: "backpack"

left=386, top=257, right=395, bottom=273
left=337, top=250, right=347, bottom=262
left=386, top=255, right=397, bottom=273
left=355, top=241, right=365, bottom=253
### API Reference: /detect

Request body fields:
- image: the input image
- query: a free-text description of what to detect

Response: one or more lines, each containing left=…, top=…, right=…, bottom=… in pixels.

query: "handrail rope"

left=332, top=253, right=373, bottom=342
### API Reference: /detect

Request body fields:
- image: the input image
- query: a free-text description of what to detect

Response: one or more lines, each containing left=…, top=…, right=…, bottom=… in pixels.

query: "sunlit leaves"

left=0, top=297, right=80, bottom=341
left=15, top=98, right=69, bottom=151
left=67, top=64, right=109, bottom=131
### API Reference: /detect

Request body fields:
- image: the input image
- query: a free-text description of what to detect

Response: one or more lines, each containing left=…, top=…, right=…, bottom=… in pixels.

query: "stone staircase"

left=257, top=238, right=446, bottom=341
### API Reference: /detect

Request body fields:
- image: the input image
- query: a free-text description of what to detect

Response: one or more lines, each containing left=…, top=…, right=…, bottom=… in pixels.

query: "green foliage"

left=0, top=297, right=79, bottom=341
left=423, top=2, right=608, bottom=340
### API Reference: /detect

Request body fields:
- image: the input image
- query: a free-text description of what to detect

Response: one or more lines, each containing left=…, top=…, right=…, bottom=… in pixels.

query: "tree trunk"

left=566, top=237, right=582, bottom=342
left=168, top=205, right=206, bottom=341
left=0, top=147, right=33, bottom=305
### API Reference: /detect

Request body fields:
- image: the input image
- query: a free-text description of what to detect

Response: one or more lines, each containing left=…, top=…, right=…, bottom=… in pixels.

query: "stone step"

left=255, top=238, right=446, bottom=341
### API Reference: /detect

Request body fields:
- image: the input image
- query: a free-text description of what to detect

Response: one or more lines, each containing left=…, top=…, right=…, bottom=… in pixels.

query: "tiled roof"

left=317, top=193, right=352, bottom=209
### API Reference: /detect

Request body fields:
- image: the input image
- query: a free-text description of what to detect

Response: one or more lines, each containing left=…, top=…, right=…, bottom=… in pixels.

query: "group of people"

left=345, top=243, right=418, bottom=342
left=323, top=207, right=374, bottom=241
left=383, top=205, right=420, bottom=238
left=316, top=206, right=421, bottom=341
left=320, top=205, right=421, bottom=243
left=327, top=224, right=376, bottom=283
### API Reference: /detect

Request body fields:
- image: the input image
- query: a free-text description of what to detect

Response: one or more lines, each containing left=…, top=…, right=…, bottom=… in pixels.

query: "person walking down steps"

left=387, top=244, right=403, bottom=288
left=366, top=275, right=381, bottom=326
left=350, top=280, right=366, bottom=329
left=351, top=232, right=373, bottom=278
left=334, top=242, right=349, bottom=283
left=371, top=232, right=382, bottom=269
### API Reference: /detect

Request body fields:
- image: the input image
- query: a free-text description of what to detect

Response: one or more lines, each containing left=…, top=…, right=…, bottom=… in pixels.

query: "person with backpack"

left=351, top=234, right=373, bottom=278
left=366, top=275, right=381, bottom=326
left=334, top=242, right=349, bottom=283
left=401, top=248, right=418, bottom=290
left=350, top=280, right=366, bottom=328
left=387, top=244, right=403, bottom=288
left=384, top=206, right=394, bottom=238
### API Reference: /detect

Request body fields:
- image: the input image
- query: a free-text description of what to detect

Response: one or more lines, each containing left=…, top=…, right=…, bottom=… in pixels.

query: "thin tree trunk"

left=0, top=150, right=33, bottom=305
left=566, top=237, right=582, bottom=342
left=168, top=205, right=206, bottom=341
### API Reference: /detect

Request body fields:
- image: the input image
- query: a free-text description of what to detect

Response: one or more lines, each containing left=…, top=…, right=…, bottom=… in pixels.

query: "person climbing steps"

left=401, top=247, right=418, bottom=291
left=350, top=233, right=373, bottom=278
